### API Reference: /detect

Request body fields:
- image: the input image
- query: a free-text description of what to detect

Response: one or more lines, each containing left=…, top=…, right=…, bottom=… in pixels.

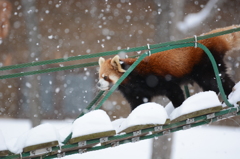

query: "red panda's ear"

left=99, top=57, right=105, bottom=67
left=111, top=55, right=126, bottom=73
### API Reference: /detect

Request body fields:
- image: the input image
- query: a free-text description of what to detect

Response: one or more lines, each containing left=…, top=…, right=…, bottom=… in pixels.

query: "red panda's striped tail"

left=206, top=25, right=240, bottom=52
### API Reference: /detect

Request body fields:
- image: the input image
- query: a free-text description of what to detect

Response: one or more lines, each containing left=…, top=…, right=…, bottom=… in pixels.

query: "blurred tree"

left=0, top=0, right=11, bottom=39
left=21, top=0, right=42, bottom=127
left=151, top=0, right=185, bottom=158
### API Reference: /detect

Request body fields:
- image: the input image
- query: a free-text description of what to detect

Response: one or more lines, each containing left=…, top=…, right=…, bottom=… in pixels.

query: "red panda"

left=97, top=25, right=240, bottom=110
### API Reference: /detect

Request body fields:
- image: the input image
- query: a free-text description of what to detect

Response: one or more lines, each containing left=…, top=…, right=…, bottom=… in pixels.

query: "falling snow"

left=0, top=0, right=240, bottom=159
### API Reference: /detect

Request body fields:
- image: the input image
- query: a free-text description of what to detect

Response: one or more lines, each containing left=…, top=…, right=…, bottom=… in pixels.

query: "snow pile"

left=7, top=123, right=60, bottom=154
left=165, top=102, right=175, bottom=116
left=228, top=81, right=240, bottom=107
left=170, top=91, right=221, bottom=120
left=0, top=130, right=8, bottom=151
left=25, top=123, right=61, bottom=147
left=58, top=124, right=72, bottom=143
left=71, top=110, right=114, bottom=139
left=112, top=118, right=126, bottom=132
left=116, top=102, right=169, bottom=133
left=7, top=131, right=28, bottom=154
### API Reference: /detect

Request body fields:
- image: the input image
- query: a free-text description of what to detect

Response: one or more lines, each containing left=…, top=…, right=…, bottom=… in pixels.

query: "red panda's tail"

left=230, top=26, right=240, bottom=51
left=205, top=25, right=240, bottom=52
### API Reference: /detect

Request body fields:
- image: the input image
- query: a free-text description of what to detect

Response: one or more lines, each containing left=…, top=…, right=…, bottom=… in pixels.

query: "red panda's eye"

left=103, top=76, right=109, bottom=80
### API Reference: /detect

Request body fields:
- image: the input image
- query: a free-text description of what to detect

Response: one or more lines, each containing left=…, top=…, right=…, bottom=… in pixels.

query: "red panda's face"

left=97, top=55, right=126, bottom=90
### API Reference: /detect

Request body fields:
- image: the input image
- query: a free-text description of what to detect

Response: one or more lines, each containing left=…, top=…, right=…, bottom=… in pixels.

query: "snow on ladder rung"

left=70, top=110, right=116, bottom=144
left=21, top=124, right=60, bottom=154
left=0, top=130, right=9, bottom=157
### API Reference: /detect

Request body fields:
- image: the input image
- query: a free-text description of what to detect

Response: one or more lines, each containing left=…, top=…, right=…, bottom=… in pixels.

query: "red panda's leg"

left=196, top=73, right=234, bottom=96
left=164, top=83, right=185, bottom=108
left=118, top=85, right=152, bottom=110
left=221, top=75, right=235, bottom=96
left=192, top=54, right=235, bottom=96
left=193, top=66, right=234, bottom=96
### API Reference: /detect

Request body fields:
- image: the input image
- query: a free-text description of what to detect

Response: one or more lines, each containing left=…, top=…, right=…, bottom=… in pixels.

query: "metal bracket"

left=147, top=43, right=151, bottom=56
left=183, top=125, right=191, bottom=130
left=154, top=126, right=163, bottom=132
left=186, top=118, right=195, bottom=124
left=78, top=141, right=87, bottom=147
left=79, top=149, right=87, bottom=154
left=57, top=152, right=65, bottom=158
left=132, top=137, right=140, bottom=143
left=133, top=130, right=141, bottom=136
left=100, top=137, right=108, bottom=143
left=30, top=147, right=52, bottom=156
left=194, top=35, right=198, bottom=48
left=111, top=141, right=119, bottom=147
left=207, top=113, right=215, bottom=119
left=163, top=130, right=171, bottom=135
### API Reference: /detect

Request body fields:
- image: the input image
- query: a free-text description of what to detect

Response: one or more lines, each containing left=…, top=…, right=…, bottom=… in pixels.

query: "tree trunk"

left=151, top=0, right=185, bottom=158
left=21, top=0, right=42, bottom=127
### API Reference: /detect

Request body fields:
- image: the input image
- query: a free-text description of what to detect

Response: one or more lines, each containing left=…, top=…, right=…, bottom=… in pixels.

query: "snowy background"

left=1, top=0, right=240, bottom=158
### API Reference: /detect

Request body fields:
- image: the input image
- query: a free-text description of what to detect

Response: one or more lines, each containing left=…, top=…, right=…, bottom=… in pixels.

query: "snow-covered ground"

left=1, top=118, right=240, bottom=159
left=172, top=125, right=240, bottom=159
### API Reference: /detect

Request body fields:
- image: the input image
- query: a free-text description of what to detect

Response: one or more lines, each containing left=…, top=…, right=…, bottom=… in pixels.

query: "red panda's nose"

left=96, top=82, right=101, bottom=88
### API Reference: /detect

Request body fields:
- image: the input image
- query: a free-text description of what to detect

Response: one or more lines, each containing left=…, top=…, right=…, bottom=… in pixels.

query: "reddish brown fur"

left=99, top=59, right=122, bottom=83
left=120, top=25, right=240, bottom=78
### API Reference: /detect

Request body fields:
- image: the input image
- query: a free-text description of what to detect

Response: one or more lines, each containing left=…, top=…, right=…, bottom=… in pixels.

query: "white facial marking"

left=109, top=74, right=119, bottom=84
left=97, top=78, right=109, bottom=90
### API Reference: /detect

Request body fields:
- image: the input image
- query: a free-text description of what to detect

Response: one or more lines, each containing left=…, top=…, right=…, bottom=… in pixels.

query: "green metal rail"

left=1, top=26, right=240, bottom=159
